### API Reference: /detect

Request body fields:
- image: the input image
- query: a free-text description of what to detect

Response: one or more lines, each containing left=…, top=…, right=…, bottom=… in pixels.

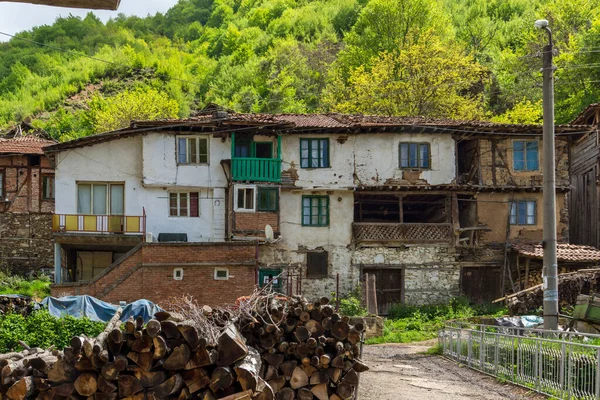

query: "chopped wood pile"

left=0, top=296, right=33, bottom=316
left=0, top=294, right=368, bottom=400
left=499, top=269, right=600, bottom=315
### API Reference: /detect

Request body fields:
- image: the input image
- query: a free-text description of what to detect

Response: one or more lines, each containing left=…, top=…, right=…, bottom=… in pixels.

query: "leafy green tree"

left=88, top=87, right=179, bottom=133
left=327, top=32, right=486, bottom=119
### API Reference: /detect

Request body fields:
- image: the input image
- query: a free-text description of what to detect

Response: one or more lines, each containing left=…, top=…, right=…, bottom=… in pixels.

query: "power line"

left=0, top=30, right=204, bottom=88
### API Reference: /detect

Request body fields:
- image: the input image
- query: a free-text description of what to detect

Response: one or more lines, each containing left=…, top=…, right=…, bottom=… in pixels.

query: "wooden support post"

left=525, top=258, right=530, bottom=289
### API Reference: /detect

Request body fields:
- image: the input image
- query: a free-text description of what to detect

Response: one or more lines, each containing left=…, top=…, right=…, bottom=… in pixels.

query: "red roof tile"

left=0, top=136, right=57, bottom=155
left=512, top=243, right=600, bottom=262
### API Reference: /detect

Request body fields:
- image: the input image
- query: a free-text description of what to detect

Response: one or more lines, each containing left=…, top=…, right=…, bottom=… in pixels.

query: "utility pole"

left=535, top=19, right=558, bottom=331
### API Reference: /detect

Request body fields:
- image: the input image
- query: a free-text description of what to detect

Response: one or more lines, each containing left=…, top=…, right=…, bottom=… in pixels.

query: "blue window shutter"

left=320, top=139, right=329, bottom=167
left=178, top=138, right=187, bottom=163
left=509, top=202, right=517, bottom=224
left=517, top=201, right=527, bottom=224
left=514, top=141, right=525, bottom=170
left=409, top=143, right=418, bottom=167
left=400, top=143, right=409, bottom=167
left=419, top=144, right=430, bottom=168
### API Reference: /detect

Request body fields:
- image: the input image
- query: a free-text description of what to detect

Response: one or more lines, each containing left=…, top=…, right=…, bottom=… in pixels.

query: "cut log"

left=113, top=355, right=128, bottom=372
left=342, top=369, right=358, bottom=386
left=164, top=344, right=191, bottom=370
left=276, top=387, right=295, bottom=400
left=351, top=359, right=368, bottom=373
left=289, top=367, right=309, bottom=390
left=297, top=388, right=313, bottom=400
left=146, top=319, right=161, bottom=338
left=100, top=363, right=119, bottom=381
left=295, top=326, right=310, bottom=342
left=95, top=393, right=118, bottom=400
left=310, top=370, right=328, bottom=385
left=178, top=325, right=199, bottom=350
left=160, top=321, right=181, bottom=339
left=253, top=377, right=274, bottom=400
left=264, top=365, right=279, bottom=381
left=331, top=356, right=345, bottom=369
left=127, top=352, right=153, bottom=372
left=47, top=359, right=76, bottom=383
left=131, top=336, right=153, bottom=353
left=209, top=366, right=234, bottom=392
left=118, top=375, right=144, bottom=398
left=326, top=368, right=342, bottom=384
left=153, top=336, right=169, bottom=360
left=331, top=322, right=349, bottom=341
left=262, top=353, right=284, bottom=370
left=97, top=376, right=117, bottom=393
left=218, top=324, right=249, bottom=366
left=234, top=347, right=261, bottom=392
left=50, top=382, right=74, bottom=397
left=185, top=347, right=214, bottom=370
left=153, top=374, right=184, bottom=398
left=336, top=382, right=354, bottom=400
left=311, top=383, right=329, bottom=400
left=6, top=376, right=35, bottom=400
left=181, top=368, right=210, bottom=393
left=267, top=376, right=285, bottom=394
left=218, top=389, right=253, bottom=400
left=132, top=369, right=166, bottom=388
left=279, top=360, right=297, bottom=381
left=178, top=386, right=191, bottom=400
left=74, top=373, right=98, bottom=397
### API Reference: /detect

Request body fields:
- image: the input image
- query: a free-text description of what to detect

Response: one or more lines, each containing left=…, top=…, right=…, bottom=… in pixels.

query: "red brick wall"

left=233, top=211, right=279, bottom=236
left=0, top=155, right=54, bottom=213
left=51, top=243, right=258, bottom=308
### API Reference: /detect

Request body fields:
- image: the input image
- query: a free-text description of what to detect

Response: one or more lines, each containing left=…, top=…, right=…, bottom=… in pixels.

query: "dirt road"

left=358, top=342, right=546, bottom=400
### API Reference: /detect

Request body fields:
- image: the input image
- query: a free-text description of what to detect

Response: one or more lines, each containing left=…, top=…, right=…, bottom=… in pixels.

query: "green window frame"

left=257, top=187, right=278, bottom=211
left=300, top=139, right=329, bottom=168
left=302, top=196, right=329, bottom=227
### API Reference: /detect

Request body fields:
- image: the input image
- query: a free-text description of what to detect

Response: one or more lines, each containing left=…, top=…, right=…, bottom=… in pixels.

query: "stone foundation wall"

left=352, top=246, right=460, bottom=305
left=0, top=213, right=54, bottom=275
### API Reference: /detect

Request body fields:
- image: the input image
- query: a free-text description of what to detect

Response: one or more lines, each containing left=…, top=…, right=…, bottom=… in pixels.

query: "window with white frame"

left=510, top=200, right=536, bottom=225
left=77, top=183, right=124, bottom=215
left=169, top=192, right=200, bottom=217
left=214, top=267, right=229, bottom=280
left=235, top=186, right=255, bottom=212
left=177, top=136, right=209, bottom=164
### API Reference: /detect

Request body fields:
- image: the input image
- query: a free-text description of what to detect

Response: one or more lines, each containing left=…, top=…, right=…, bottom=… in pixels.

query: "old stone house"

left=0, top=122, right=56, bottom=274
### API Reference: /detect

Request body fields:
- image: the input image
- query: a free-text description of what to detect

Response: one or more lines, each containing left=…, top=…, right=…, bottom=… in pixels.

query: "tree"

left=88, top=87, right=179, bottom=133
left=326, top=33, right=486, bottom=119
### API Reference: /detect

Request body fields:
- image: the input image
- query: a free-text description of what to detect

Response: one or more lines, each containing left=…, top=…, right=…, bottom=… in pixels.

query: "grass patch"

left=366, top=297, right=507, bottom=345
left=423, top=343, right=443, bottom=355
left=0, top=271, right=52, bottom=299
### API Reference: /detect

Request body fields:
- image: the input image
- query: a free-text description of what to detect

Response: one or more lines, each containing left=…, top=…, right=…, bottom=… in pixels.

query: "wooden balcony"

left=52, top=214, right=146, bottom=234
left=232, top=158, right=282, bottom=182
left=353, top=222, right=454, bottom=244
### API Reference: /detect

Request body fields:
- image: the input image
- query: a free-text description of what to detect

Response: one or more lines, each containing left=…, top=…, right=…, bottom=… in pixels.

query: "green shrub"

left=0, top=271, right=52, bottom=299
left=331, top=286, right=367, bottom=317
left=0, top=309, right=105, bottom=353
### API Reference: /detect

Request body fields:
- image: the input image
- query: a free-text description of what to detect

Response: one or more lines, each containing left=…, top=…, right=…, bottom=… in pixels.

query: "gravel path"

left=358, top=342, right=547, bottom=400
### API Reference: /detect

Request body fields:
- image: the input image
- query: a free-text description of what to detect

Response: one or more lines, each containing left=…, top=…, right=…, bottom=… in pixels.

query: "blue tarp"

left=40, top=295, right=164, bottom=323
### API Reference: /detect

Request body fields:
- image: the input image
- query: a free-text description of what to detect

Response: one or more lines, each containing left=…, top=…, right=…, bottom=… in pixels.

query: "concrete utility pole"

left=535, top=19, right=559, bottom=331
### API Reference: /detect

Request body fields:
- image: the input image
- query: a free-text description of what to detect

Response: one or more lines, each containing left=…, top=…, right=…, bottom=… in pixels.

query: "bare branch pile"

left=0, top=295, right=369, bottom=400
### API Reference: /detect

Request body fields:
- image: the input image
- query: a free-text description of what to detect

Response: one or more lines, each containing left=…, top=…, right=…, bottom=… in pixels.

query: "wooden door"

left=461, top=267, right=502, bottom=303
left=363, top=268, right=403, bottom=315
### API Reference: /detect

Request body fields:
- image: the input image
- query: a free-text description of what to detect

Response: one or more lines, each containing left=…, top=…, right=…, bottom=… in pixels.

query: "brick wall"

left=233, top=211, right=279, bottom=237
left=51, top=243, right=258, bottom=307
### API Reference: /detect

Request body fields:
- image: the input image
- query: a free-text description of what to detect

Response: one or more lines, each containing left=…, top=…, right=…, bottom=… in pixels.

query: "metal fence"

left=440, top=321, right=600, bottom=399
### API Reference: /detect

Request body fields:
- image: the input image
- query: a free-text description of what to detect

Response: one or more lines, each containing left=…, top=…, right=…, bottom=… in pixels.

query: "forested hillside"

left=0, top=0, right=599, bottom=141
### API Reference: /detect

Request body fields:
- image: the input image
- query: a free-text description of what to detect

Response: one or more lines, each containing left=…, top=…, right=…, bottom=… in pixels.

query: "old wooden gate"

left=362, top=268, right=404, bottom=315
left=461, top=266, right=502, bottom=303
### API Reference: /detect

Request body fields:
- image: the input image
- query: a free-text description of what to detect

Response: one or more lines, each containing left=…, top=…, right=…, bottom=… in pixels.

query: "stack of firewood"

left=0, top=295, right=369, bottom=400
left=0, top=295, right=32, bottom=316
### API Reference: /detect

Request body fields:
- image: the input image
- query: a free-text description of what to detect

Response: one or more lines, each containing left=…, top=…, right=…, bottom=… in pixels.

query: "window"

left=77, top=183, right=124, bottom=215
left=169, top=192, right=199, bottom=217
left=235, top=186, right=255, bottom=212
left=257, top=187, right=278, bottom=211
left=399, top=143, right=430, bottom=169
left=307, top=251, right=328, bottom=277
left=177, top=136, right=208, bottom=164
left=42, top=176, right=54, bottom=200
left=214, top=267, right=229, bottom=280
left=513, top=141, right=539, bottom=171
left=300, top=139, right=329, bottom=168
left=510, top=200, right=536, bottom=225
left=235, top=140, right=275, bottom=158
left=302, top=196, right=329, bottom=226
left=173, top=268, right=184, bottom=281
left=28, top=155, right=40, bottom=166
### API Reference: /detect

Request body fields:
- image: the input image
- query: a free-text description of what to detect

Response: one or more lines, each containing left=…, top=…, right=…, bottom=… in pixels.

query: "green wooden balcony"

left=232, top=157, right=282, bottom=182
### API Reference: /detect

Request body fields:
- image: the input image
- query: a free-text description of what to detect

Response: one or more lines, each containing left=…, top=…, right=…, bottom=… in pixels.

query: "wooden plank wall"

left=570, top=132, right=600, bottom=248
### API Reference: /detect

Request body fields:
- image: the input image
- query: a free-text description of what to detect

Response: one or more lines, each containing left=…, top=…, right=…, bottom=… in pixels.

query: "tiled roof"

left=0, top=136, right=57, bottom=155
left=512, top=243, right=600, bottom=262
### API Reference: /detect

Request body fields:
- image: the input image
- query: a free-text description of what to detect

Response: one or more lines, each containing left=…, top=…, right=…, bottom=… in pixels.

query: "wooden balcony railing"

left=52, top=213, right=146, bottom=234
left=232, top=158, right=282, bottom=182
left=353, top=222, right=454, bottom=244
